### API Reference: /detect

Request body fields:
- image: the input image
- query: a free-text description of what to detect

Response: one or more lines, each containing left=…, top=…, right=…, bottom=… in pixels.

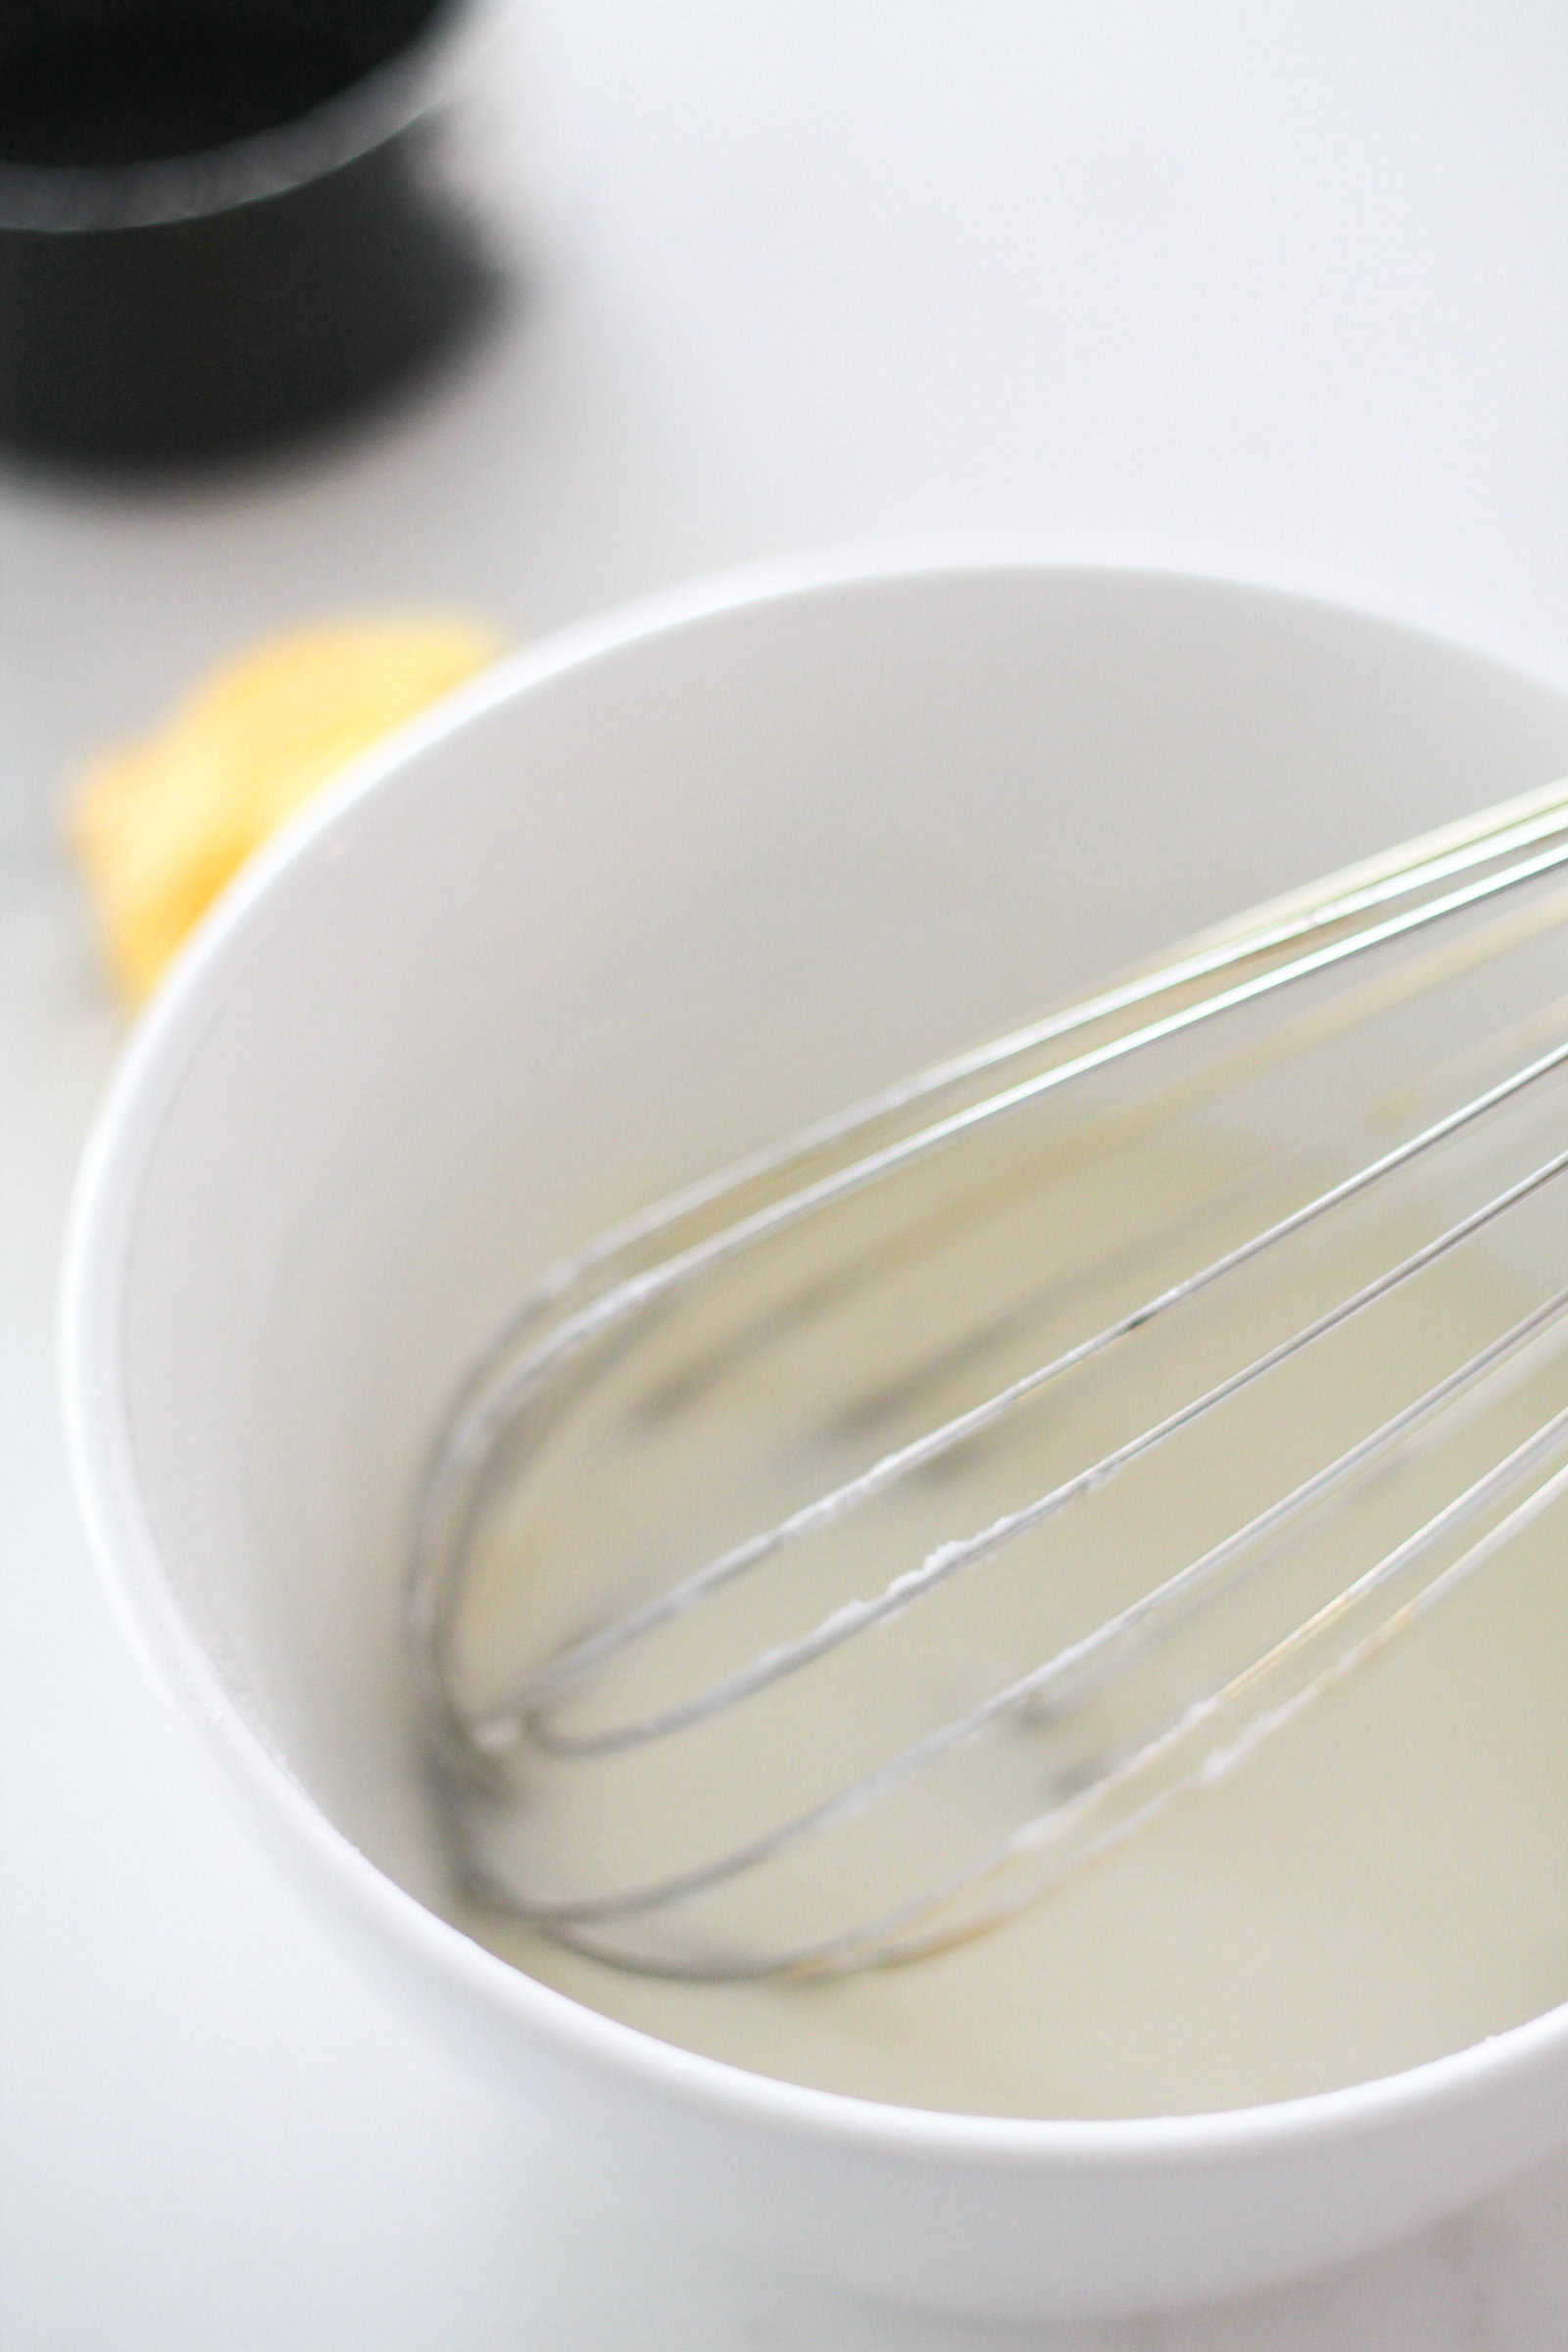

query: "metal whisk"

left=409, top=781, right=1568, bottom=1981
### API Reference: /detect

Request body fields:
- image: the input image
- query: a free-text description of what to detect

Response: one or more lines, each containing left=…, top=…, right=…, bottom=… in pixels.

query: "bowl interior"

left=87, top=561, right=1568, bottom=2034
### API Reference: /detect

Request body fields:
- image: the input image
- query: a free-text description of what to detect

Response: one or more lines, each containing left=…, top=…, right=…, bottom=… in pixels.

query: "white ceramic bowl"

left=62, top=552, right=1568, bottom=2328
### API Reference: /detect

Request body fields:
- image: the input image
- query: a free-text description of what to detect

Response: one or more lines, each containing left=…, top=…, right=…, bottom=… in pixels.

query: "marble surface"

left=4, top=1, right=1568, bottom=2341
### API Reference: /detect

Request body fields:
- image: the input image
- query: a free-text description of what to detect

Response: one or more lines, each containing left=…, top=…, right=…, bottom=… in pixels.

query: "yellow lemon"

left=72, top=615, right=504, bottom=1001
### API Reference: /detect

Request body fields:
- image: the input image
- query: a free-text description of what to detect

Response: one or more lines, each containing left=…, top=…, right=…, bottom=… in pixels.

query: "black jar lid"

left=0, top=0, right=503, bottom=467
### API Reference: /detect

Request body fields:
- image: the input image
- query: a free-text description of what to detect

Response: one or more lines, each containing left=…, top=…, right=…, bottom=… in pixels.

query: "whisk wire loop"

left=412, top=781, right=1568, bottom=1978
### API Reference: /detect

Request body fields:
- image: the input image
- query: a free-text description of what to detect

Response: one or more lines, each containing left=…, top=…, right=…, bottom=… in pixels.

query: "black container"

left=0, top=0, right=498, bottom=466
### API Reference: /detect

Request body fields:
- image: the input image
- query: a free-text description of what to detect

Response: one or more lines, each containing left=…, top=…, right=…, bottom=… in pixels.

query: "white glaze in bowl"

left=61, top=551, right=1568, bottom=2323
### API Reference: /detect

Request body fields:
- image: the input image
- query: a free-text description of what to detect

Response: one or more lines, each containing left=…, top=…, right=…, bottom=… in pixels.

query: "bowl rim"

left=60, top=536, right=1568, bottom=2172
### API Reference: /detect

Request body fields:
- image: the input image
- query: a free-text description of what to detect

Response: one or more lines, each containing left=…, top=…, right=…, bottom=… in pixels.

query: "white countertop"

left=5, top=3, right=1568, bottom=2342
